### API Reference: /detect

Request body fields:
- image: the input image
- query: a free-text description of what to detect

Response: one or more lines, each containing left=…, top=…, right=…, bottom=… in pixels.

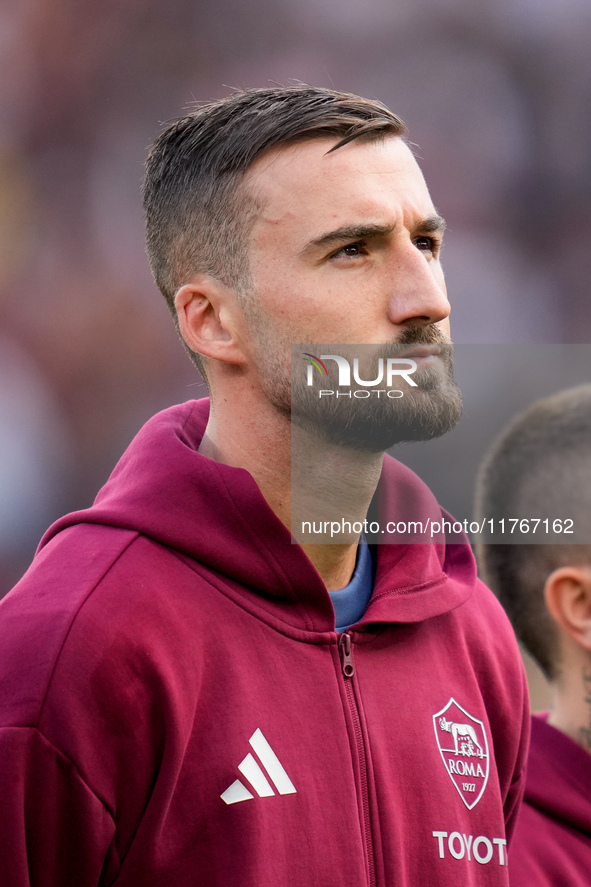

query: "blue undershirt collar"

left=328, top=538, right=375, bottom=632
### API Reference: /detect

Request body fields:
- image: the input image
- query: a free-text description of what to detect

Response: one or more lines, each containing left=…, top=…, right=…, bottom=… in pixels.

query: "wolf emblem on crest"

left=438, top=716, right=485, bottom=758
left=432, top=698, right=490, bottom=810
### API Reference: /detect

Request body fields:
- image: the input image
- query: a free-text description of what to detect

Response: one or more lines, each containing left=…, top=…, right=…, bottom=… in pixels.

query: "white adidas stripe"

left=220, top=729, right=297, bottom=805
left=238, top=753, right=274, bottom=797
left=220, top=779, right=254, bottom=805
left=249, top=728, right=296, bottom=795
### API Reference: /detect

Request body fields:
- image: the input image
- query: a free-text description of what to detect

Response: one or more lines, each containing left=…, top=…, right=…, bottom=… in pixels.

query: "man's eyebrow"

left=300, top=215, right=446, bottom=257
left=300, top=223, right=396, bottom=256
left=418, top=214, right=447, bottom=235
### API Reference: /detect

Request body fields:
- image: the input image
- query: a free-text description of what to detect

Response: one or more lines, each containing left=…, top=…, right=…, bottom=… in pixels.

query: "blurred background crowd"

left=2, top=0, right=591, bottom=707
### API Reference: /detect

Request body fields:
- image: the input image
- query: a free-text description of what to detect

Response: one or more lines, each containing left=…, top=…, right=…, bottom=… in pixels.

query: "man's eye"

left=414, top=236, right=437, bottom=254
left=331, top=241, right=367, bottom=259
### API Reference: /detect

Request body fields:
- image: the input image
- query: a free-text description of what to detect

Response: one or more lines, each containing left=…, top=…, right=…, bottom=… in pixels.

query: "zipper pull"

left=339, top=632, right=355, bottom=678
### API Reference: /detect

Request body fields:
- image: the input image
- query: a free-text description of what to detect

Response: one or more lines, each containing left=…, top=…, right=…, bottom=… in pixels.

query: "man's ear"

left=544, top=565, right=591, bottom=652
left=174, top=276, right=247, bottom=365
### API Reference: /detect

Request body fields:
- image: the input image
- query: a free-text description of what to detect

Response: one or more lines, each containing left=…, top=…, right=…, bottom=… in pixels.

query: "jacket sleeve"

left=0, top=726, right=119, bottom=887
left=503, top=661, right=531, bottom=846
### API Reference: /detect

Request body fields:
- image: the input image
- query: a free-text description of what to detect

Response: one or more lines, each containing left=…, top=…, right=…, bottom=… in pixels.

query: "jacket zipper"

left=338, top=632, right=376, bottom=887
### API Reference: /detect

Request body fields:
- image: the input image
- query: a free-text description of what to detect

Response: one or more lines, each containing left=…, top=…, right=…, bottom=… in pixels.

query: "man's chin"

left=291, top=384, right=463, bottom=453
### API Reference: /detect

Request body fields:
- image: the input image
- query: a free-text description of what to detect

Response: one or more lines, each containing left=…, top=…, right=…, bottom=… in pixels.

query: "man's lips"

left=394, top=344, right=443, bottom=359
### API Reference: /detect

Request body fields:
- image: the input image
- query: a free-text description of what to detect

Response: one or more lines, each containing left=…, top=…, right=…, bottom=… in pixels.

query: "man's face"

left=236, top=135, right=461, bottom=449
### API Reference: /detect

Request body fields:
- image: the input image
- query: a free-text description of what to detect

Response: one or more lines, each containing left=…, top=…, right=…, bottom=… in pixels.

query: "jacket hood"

left=525, top=714, right=591, bottom=836
left=39, top=399, right=476, bottom=627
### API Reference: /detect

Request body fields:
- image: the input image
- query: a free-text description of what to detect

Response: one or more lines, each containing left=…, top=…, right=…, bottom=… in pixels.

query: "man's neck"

left=198, top=400, right=383, bottom=590
left=547, top=661, right=591, bottom=753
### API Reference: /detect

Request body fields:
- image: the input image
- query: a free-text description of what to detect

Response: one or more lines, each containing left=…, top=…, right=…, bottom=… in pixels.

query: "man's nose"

left=386, top=245, right=450, bottom=328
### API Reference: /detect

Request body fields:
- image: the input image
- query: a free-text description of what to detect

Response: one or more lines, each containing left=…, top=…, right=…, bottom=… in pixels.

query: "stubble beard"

left=294, top=328, right=462, bottom=452
left=243, top=302, right=463, bottom=452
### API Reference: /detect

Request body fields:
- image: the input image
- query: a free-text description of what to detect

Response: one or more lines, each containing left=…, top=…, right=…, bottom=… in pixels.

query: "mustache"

left=361, top=326, right=452, bottom=361
left=396, top=325, right=450, bottom=346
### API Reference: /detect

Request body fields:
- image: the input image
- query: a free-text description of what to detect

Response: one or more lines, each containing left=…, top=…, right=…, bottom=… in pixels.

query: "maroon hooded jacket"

left=510, top=714, right=591, bottom=885
left=0, top=399, right=529, bottom=886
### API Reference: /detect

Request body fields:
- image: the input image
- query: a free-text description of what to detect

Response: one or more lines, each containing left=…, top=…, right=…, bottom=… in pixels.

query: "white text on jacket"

left=432, top=831, right=507, bottom=865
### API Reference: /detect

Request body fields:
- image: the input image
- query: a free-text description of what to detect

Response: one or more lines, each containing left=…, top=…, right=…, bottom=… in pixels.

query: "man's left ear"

left=174, top=276, right=247, bottom=365
left=544, top=565, right=591, bottom=652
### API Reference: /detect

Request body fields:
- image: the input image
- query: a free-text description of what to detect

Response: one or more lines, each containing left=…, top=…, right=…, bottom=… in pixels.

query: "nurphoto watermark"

left=290, top=344, right=591, bottom=545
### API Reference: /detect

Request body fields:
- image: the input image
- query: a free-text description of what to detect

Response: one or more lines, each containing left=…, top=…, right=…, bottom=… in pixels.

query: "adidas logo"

left=220, top=728, right=297, bottom=805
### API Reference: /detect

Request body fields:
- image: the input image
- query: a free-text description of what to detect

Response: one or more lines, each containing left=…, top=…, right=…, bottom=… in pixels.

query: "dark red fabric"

left=510, top=714, right=591, bottom=885
left=0, top=399, right=529, bottom=886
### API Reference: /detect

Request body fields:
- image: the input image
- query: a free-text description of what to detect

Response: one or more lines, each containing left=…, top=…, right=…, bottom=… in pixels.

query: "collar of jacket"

left=39, top=399, right=475, bottom=631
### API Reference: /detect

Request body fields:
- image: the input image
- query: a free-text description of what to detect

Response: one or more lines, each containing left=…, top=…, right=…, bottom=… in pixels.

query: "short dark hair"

left=475, top=384, right=591, bottom=680
left=142, top=86, right=406, bottom=372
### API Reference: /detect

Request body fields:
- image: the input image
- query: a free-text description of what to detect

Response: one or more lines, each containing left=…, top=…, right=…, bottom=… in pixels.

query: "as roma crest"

left=432, top=698, right=490, bottom=810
